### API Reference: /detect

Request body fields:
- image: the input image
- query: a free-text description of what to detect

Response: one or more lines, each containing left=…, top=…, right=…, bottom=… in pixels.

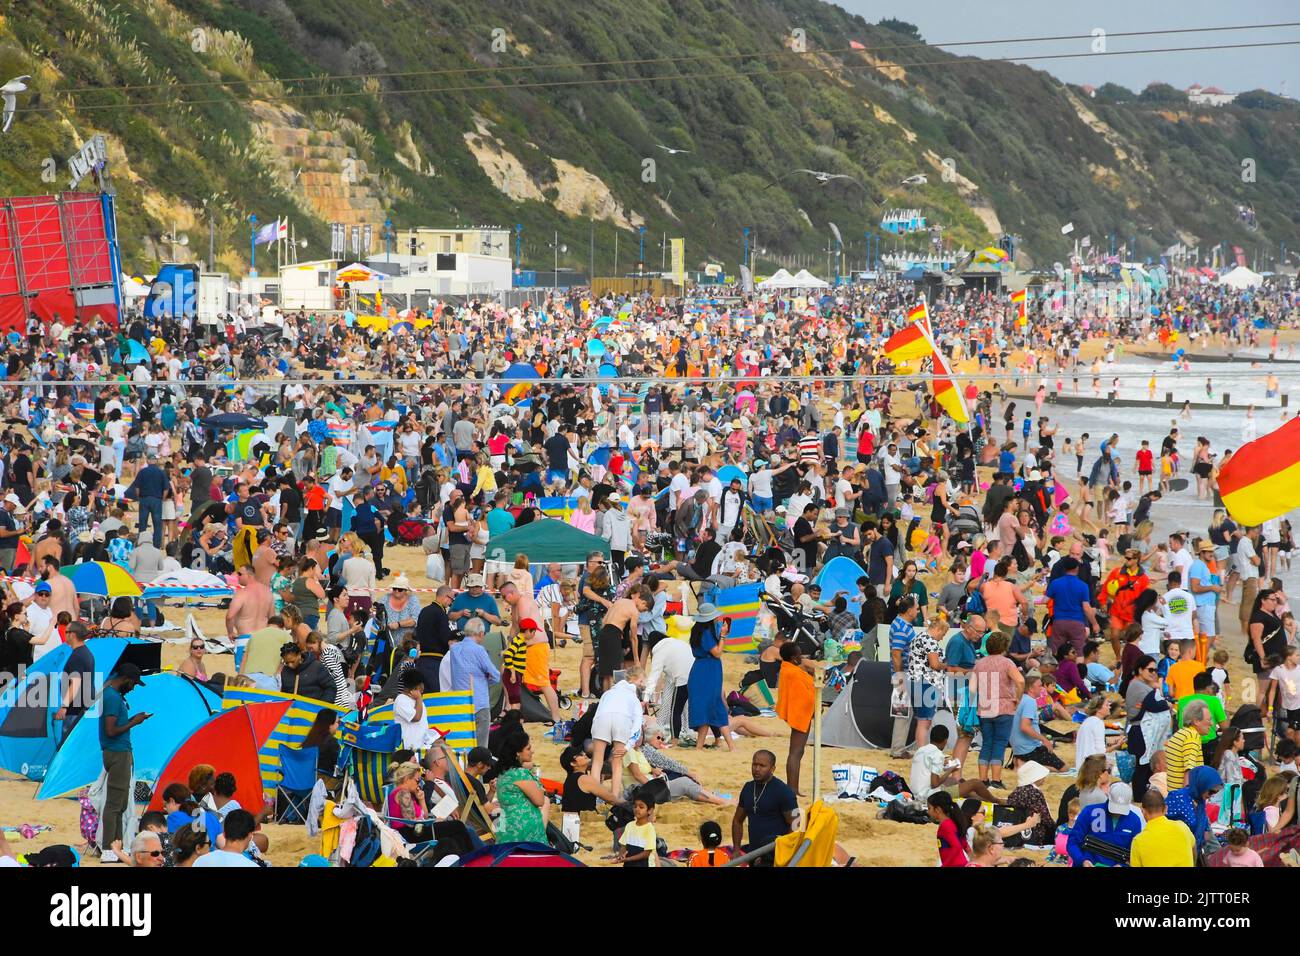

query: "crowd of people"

left=0, top=269, right=1297, bottom=868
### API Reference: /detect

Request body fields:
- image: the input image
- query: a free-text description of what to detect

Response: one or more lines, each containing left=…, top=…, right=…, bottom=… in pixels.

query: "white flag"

left=277, top=217, right=289, bottom=240
left=1080, top=235, right=1092, bottom=248
left=1061, top=222, right=1074, bottom=234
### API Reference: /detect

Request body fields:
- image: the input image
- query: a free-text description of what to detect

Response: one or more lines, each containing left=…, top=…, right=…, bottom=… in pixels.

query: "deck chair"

left=338, top=720, right=403, bottom=809
left=438, top=747, right=496, bottom=842
left=275, top=744, right=320, bottom=824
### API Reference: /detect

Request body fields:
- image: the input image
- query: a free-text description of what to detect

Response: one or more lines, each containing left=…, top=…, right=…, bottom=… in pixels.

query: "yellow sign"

left=671, top=238, right=685, bottom=287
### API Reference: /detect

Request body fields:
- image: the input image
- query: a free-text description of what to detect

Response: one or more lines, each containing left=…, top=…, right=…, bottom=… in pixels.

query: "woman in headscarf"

left=1165, top=765, right=1223, bottom=859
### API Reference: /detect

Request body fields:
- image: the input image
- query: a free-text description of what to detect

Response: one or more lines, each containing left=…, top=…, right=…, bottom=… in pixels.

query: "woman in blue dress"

left=686, top=603, right=732, bottom=752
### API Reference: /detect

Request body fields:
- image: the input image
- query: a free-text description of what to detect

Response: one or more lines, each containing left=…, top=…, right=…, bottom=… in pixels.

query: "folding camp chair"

left=275, top=744, right=320, bottom=824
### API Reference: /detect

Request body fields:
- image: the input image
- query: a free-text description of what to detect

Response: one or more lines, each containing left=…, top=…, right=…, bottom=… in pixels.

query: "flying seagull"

left=655, top=144, right=691, bottom=155
left=765, top=169, right=867, bottom=190
left=900, top=174, right=928, bottom=186
left=1, top=76, right=32, bottom=134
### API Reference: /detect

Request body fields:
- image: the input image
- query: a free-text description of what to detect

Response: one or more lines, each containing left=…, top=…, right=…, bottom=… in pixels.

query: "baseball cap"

left=464, top=573, right=486, bottom=588
left=33, top=581, right=51, bottom=594
left=519, top=618, right=540, bottom=631
left=1107, top=782, right=1134, bottom=816
left=112, top=662, right=143, bottom=686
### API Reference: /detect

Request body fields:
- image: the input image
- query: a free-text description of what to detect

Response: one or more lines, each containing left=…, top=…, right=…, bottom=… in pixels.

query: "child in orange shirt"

left=687, top=821, right=730, bottom=867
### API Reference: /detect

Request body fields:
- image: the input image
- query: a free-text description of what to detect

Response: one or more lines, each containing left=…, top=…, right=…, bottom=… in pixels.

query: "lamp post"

left=248, top=214, right=257, bottom=276
left=551, top=231, right=567, bottom=289
left=742, top=227, right=750, bottom=275
left=637, top=226, right=646, bottom=273
left=515, top=223, right=523, bottom=271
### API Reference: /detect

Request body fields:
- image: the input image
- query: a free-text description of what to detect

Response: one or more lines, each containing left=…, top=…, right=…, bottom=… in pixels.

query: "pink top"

left=972, top=654, right=1021, bottom=718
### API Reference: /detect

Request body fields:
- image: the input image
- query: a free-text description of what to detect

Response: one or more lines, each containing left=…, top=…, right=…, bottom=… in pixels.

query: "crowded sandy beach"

left=0, top=269, right=1295, bottom=876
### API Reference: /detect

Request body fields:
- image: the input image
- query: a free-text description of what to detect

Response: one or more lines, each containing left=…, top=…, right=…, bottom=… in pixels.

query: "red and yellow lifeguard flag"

left=923, top=331, right=969, bottom=424
left=906, top=298, right=929, bottom=324
left=883, top=321, right=931, bottom=363
left=1009, top=288, right=1028, bottom=325
left=1216, top=418, right=1300, bottom=525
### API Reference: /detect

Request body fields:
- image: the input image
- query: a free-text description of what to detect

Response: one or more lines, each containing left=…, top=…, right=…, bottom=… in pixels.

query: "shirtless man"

left=40, top=554, right=79, bottom=621
left=227, top=564, right=274, bottom=671
left=597, top=586, right=653, bottom=694
left=251, top=535, right=278, bottom=587
left=500, top=581, right=539, bottom=641
left=31, top=526, right=65, bottom=574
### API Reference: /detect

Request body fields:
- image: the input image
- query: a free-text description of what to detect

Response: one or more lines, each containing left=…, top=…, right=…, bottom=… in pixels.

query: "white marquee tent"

left=1220, top=265, right=1263, bottom=290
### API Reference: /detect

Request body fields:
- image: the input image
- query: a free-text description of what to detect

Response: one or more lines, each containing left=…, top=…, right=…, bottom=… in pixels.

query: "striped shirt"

left=1165, top=725, right=1204, bottom=792
left=889, top=618, right=916, bottom=673
left=502, top=632, right=527, bottom=676
left=798, top=435, right=823, bottom=464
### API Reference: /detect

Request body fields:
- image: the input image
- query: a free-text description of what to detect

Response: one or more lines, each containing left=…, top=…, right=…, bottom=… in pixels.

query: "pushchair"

left=759, top=590, right=829, bottom=659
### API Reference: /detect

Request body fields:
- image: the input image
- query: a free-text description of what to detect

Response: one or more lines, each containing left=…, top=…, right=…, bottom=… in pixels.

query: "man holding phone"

left=99, top=663, right=151, bottom=863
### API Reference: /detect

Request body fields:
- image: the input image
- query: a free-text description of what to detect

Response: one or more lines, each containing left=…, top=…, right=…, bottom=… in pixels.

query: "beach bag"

left=993, top=804, right=1028, bottom=848
left=347, top=815, right=384, bottom=868
left=742, top=680, right=775, bottom=710
left=833, top=764, right=878, bottom=799
left=871, top=770, right=909, bottom=797
left=547, top=821, right=581, bottom=855
left=954, top=673, right=979, bottom=732
left=965, top=589, right=986, bottom=616
left=880, top=801, right=930, bottom=825
left=1114, top=750, right=1136, bottom=784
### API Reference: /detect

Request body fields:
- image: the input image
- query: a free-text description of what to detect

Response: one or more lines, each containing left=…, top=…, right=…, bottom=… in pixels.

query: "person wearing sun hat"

left=381, top=573, right=422, bottom=648
left=1003, top=759, right=1055, bottom=847
left=1186, top=538, right=1222, bottom=665
left=0, top=492, right=25, bottom=574
left=686, top=601, right=733, bottom=753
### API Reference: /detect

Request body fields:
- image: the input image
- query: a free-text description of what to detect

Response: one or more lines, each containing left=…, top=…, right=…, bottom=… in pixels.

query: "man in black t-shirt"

left=792, top=502, right=823, bottom=573
left=542, top=430, right=572, bottom=482
left=278, top=477, right=303, bottom=532
left=731, top=750, right=797, bottom=865
left=231, top=483, right=269, bottom=531
left=55, top=622, right=95, bottom=746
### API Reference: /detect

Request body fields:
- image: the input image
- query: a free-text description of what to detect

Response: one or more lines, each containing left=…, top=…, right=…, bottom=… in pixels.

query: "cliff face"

left=1, top=0, right=1296, bottom=276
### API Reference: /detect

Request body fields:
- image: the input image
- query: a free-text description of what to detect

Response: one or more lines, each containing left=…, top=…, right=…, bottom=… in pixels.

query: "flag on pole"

left=905, top=298, right=929, bottom=325
left=1009, top=287, right=1028, bottom=322
left=883, top=319, right=933, bottom=363
left=1061, top=222, right=1074, bottom=234
left=929, top=346, right=969, bottom=424
left=1215, top=418, right=1300, bottom=526
left=670, top=238, right=685, bottom=288
left=254, top=220, right=277, bottom=245
left=277, top=217, right=289, bottom=241
left=1081, top=235, right=1092, bottom=248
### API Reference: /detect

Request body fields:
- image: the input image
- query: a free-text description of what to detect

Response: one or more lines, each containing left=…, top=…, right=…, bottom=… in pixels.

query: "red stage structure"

left=0, top=191, right=122, bottom=332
